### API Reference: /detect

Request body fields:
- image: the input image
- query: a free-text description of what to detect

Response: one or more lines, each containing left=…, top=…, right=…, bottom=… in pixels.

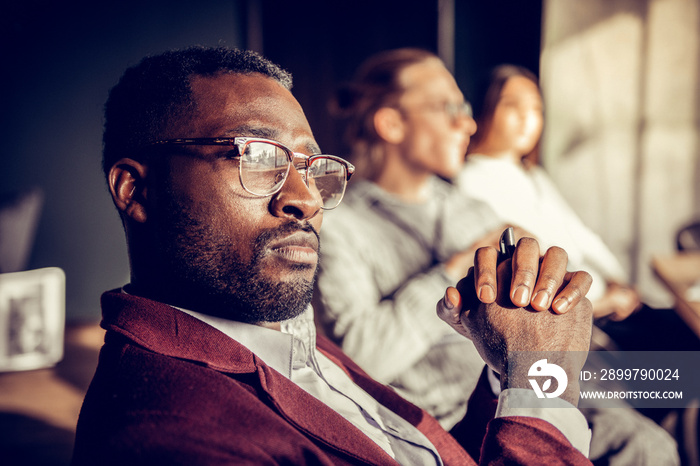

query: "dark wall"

left=454, top=0, right=543, bottom=102
left=1, top=0, right=245, bottom=321
left=261, top=0, right=439, bottom=159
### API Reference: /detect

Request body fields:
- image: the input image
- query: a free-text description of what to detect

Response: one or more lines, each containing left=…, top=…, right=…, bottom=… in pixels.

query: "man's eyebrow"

left=305, top=142, right=322, bottom=155
left=222, top=126, right=279, bottom=140
left=223, top=126, right=321, bottom=155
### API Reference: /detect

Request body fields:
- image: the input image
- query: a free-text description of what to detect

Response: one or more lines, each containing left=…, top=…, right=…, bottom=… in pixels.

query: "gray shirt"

left=316, top=177, right=503, bottom=429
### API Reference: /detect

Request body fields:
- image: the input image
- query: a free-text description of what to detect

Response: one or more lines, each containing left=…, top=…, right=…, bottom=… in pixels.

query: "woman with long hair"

left=457, top=64, right=640, bottom=321
left=457, top=65, right=699, bottom=464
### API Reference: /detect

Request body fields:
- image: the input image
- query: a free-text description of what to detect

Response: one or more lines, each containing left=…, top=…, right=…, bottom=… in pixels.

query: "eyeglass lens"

left=239, top=141, right=290, bottom=195
left=308, top=158, right=347, bottom=209
left=239, top=141, right=347, bottom=209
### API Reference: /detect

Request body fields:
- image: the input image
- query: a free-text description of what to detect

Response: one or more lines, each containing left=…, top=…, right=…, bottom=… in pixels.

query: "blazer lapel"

left=256, top=363, right=400, bottom=465
left=101, top=289, right=398, bottom=465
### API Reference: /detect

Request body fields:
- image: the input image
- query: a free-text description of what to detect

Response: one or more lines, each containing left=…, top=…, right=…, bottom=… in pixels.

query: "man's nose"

left=465, top=116, right=477, bottom=136
left=269, top=166, right=321, bottom=220
left=455, top=113, right=477, bottom=137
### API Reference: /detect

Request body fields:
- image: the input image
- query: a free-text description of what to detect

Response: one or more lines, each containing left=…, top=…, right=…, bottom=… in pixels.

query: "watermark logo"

left=528, top=359, right=568, bottom=399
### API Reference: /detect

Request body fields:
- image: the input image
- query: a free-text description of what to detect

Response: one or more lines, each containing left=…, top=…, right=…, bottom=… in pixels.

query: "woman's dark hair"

left=331, top=48, right=439, bottom=179
left=468, top=64, right=541, bottom=167
left=102, top=46, right=292, bottom=181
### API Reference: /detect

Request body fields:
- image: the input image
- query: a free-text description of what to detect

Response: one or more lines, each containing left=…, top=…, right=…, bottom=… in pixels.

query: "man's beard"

left=154, top=198, right=318, bottom=324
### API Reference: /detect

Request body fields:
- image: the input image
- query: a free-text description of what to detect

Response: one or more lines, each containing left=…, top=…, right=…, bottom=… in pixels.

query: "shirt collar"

left=177, top=304, right=316, bottom=379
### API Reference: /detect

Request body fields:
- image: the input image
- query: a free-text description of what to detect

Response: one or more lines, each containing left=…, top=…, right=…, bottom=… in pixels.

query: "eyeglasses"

left=400, top=101, right=473, bottom=124
left=443, top=101, right=473, bottom=120
left=149, top=137, right=355, bottom=210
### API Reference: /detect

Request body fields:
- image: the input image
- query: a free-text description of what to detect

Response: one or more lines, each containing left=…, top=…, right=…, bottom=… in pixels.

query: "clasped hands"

left=437, top=237, right=593, bottom=406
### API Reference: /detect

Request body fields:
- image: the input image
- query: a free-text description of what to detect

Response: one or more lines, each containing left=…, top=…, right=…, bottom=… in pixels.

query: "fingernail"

left=443, top=294, right=455, bottom=310
left=513, top=285, right=530, bottom=306
left=478, top=285, right=495, bottom=302
left=532, top=291, right=549, bottom=309
left=553, top=297, right=570, bottom=313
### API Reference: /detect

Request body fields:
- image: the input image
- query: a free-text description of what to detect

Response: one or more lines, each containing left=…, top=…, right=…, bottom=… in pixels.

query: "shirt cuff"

left=495, top=388, right=591, bottom=458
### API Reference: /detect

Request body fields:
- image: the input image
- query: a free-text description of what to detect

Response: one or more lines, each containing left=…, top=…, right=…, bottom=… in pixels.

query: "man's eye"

left=274, top=171, right=287, bottom=184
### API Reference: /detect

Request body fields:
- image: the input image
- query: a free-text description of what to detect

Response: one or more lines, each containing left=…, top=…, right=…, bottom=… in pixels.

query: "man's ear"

left=108, top=158, right=148, bottom=223
left=373, top=107, right=406, bottom=144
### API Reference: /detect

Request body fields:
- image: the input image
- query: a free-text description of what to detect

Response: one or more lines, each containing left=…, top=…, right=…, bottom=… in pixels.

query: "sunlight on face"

left=489, top=76, right=543, bottom=157
left=396, top=59, right=476, bottom=179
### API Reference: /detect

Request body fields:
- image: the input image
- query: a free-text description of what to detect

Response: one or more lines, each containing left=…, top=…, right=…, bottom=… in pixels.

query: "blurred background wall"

left=541, top=0, right=700, bottom=307
left=1, top=0, right=697, bottom=321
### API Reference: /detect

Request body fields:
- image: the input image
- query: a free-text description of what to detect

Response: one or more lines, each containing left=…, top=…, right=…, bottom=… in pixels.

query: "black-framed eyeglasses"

left=149, top=137, right=355, bottom=210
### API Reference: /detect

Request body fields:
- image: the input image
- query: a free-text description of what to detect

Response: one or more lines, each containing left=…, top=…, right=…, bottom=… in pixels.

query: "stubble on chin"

left=157, top=199, right=318, bottom=323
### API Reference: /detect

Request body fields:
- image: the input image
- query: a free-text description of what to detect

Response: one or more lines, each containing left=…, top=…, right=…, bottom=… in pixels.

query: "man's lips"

left=267, top=231, right=319, bottom=265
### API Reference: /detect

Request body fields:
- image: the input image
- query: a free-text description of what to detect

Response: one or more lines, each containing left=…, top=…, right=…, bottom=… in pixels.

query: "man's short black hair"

left=102, top=46, right=293, bottom=179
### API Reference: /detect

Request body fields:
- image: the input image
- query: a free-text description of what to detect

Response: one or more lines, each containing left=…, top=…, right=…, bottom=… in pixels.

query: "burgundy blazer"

left=71, top=290, right=591, bottom=465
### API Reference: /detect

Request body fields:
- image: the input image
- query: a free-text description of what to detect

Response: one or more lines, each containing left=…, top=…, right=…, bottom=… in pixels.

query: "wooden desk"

left=0, top=322, right=104, bottom=465
left=652, top=252, right=700, bottom=337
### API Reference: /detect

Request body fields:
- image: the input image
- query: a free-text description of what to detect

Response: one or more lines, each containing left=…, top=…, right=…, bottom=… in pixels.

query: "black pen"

left=498, top=227, right=515, bottom=263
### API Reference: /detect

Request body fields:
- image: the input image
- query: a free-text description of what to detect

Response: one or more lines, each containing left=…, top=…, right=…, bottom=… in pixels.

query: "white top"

left=176, top=304, right=591, bottom=458
left=456, top=155, right=627, bottom=301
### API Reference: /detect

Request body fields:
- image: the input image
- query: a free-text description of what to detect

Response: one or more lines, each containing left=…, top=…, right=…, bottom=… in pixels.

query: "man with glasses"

left=72, top=46, right=593, bottom=465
